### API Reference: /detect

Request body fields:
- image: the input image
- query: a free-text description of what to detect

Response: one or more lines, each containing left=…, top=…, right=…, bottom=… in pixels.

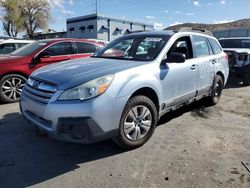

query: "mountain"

left=164, top=19, right=250, bottom=32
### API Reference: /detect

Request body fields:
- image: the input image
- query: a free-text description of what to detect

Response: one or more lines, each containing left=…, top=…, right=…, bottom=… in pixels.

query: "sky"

left=1, top=0, right=250, bottom=36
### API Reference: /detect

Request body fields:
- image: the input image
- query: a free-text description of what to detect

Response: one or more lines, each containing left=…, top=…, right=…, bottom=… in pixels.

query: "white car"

left=0, top=39, right=34, bottom=55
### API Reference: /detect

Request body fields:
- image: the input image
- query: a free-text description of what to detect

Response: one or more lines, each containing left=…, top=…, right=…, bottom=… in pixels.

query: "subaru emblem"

left=33, top=81, right=39, bottom=89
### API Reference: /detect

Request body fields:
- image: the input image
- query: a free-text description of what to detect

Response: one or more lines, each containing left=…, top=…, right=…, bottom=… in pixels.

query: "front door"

left=161, top=36, right=198, bottom=107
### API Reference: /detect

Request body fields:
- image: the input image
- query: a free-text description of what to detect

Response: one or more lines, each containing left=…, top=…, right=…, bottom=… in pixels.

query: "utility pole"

left=95, top=0, right=98, bottom=14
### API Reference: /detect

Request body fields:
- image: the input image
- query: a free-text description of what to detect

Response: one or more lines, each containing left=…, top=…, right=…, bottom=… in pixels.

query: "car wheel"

left=243, top=66, right=250, bottom=86
left=206, top=75, right=224, bottom=106
left=0, top=74, right=27, bottom=103
left=114, top=95, right=158, bottom=149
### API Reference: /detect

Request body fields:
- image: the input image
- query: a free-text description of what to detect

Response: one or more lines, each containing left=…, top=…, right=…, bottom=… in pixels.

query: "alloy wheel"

left=1, top=77, right=25, bottom=101
left=123, top=105, right=152, bottom=141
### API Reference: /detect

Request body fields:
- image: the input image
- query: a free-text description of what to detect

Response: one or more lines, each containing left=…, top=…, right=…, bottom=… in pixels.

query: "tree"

left=19, top=0, right=52, bottom=39
left=0, top=0, right=24, bottom=37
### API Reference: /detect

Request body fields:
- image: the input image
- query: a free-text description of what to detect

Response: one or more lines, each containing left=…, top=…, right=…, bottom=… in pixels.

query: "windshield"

left=93, top=35, right=169, bottom=61
left=219, top=39, right=250, bottom=49
left=10, top=41, right=48, bottom=56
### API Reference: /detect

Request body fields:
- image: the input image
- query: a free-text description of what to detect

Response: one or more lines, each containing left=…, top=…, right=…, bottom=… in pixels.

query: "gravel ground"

left=0, top=77, right=250, bottom=188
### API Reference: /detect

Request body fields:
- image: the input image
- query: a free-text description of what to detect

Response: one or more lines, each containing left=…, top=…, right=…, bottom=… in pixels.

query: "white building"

left=67, top=14, right=154, bottom=41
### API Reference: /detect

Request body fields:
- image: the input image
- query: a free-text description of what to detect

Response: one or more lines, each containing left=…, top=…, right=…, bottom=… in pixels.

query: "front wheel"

left=206, top=75, right=224, bottom=106
left=0, top=74, right=27, bottom=103
left=114, top=95, right=158, bottom=149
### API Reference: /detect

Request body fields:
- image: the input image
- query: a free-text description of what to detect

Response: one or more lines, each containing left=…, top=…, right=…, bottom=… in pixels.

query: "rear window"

left=219, top=39, right=250, bottom=49
left=75, top=42, right=97, bottom=53
left=209, top=38, right=222, bottom=54
left=193, top=36, right=210, bottom=57
left=0, top=43, right=15, bottom=54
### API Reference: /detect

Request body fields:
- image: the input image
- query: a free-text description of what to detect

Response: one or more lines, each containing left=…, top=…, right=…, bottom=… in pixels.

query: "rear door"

left=72, top=42, right=100, bottom=59
left=191, top=35, right=215, bottom=96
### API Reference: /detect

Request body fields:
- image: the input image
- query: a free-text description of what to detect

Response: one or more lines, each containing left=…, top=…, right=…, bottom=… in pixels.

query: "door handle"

left=211, top=59, right=217, bottom=64
left=190, top=64, right=197, bottom=70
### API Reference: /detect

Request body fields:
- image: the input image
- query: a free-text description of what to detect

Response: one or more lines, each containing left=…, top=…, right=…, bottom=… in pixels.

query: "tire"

left=243, top=66, right=250, bottom=86
left=0, top=74, right=27, bottom=103
left=206, top=75, right=224, bottom=106
left=114, top=95, right=158, bottom=149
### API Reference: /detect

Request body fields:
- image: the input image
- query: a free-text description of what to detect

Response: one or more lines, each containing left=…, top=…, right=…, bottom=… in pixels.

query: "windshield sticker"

left=145, top=37, right=162, bottom=42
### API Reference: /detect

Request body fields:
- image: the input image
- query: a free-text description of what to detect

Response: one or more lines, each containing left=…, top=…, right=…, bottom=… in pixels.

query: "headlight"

left=58, top=75, right=114, bottom=101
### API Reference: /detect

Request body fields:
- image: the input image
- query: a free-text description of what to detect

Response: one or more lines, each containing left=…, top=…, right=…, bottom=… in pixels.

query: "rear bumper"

left=230, top=64, right=250, bottom=76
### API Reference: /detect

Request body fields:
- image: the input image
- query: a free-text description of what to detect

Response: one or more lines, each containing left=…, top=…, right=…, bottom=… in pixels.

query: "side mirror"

left=162, top=52, right=186, bottom=64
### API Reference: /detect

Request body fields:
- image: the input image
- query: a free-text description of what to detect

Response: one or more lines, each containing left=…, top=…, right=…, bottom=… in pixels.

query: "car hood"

left=32, top=57, right=150, bottom=89
left=223, top=48, right=250, bottom=54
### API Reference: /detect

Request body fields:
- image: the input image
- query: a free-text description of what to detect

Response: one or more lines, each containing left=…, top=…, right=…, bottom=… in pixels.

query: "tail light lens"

left=238, top=54, right=248, bottom=61
left=225, top=54, right=229, bottom=62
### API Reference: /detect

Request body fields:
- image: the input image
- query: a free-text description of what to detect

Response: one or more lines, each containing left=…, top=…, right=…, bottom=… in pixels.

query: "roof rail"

left=175, top=27, right=213, bottom=36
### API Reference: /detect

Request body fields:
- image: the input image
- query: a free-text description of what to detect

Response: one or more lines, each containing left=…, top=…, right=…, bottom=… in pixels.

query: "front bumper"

left=20, top=93, right=127, bottom=144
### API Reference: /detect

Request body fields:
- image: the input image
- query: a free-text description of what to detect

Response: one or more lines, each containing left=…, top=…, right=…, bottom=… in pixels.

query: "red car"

left=0, top=38, right=104, bottom=103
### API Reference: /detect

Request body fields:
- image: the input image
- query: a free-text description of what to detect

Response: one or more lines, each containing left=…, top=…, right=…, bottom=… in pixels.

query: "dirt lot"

left=0, top=77, right=250, bottom=188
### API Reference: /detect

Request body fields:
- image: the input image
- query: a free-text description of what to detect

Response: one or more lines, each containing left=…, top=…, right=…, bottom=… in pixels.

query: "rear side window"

left=209, top=38, right=222, bottom=54
left=0, top=43, right=15, bottom=54
left=44, top=42, right=73, bottom=56
left=193, top=36, right=210, bottom=57
left=75, top=42, right=97, bottom=53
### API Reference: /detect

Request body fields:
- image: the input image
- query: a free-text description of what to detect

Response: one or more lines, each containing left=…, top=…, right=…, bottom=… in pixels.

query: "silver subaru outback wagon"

left=20, top=30, right=229, bottom=149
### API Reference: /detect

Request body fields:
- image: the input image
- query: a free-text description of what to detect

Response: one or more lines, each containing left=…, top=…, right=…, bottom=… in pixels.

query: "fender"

left=115, top=73, right=162, bottom=103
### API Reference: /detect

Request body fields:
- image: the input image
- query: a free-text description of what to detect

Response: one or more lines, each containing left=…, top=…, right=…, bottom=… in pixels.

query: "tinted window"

left=43, top=42, right=73, bottom=56
left=219, top=39, right=250, bottom=49
left=193, top=36, right=210, bottom=57
left=11, top=41, right=48, bottom=56
left=0, top=43, right=15, bottom=54
left=209, top=39, right=222, bottom=54
left=75, top=42, right=97, bottom=53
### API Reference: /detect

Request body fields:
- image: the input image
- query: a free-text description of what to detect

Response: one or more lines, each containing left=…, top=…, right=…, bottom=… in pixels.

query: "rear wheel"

left=0, top=74, right=27, bottom=103
left=206, top=75, right=224, bottom=106
left=114, top=95, right=158, bottom=149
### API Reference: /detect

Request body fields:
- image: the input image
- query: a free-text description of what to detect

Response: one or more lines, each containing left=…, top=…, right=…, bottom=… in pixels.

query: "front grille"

left=22, top=78, right=57, bottom=104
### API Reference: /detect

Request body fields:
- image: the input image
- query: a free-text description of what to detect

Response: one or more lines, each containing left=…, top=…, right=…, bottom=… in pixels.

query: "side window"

left=168, top=36, right=193, bottom=59
left=193, top=36, right=210, bottom=57
left=43, top=42, right=73, bottom=56
left=0, top=43, right=15, bottom=54
left=208, top=38, right=222, bottom=54
left=75, top=42, right=97, bottom=53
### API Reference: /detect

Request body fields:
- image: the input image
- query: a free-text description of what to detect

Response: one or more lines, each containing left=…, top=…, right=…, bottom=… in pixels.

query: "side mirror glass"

left=163, top=52, right=186, bottom=64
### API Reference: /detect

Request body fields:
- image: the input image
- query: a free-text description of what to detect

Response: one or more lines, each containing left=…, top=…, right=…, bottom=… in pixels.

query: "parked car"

left=0, top=39, right=34, bottom=55
left=219, top=37, right=250, bottom=85
left=20, top=30, right=229, bottom=149
left=0, top=38, right=104, bottom=103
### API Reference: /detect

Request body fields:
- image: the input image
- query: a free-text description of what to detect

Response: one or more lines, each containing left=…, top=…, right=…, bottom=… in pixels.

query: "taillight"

left=238, top=54, right=248, bottom=61
left=225, top=54, right=229, bottom=62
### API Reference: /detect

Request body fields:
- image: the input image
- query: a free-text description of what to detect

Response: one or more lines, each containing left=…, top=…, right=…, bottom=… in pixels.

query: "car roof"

left=38, top=38, right=103, bottom=45
left=219, top=37, right=250, bottom=40
left=123, top=30, right=216, bottom=39
left=0, top=39, right=34, bottom=44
